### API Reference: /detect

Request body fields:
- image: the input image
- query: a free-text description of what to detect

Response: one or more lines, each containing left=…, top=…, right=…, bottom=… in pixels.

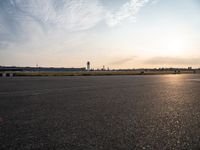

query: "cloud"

left=145, top=56, right=200, bottom=66
left=12, top=0, right=104, bottom=31
left=0, top=0, right=158, bottom=54
left=0, top=0, right=104, bottom=49
left=106, top=0, right=150, bottom=27
left=110, top=56, right=136, bottom=65
left=0, top=0, right=157, bottom=49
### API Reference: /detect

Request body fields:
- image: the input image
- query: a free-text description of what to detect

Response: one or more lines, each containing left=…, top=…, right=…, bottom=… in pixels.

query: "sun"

left=165, top=36, right=185, bottom=55
left=158, top=32, right=187, bottom=56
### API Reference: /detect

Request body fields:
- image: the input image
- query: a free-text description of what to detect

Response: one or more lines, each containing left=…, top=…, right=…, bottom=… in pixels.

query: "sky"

left=0, top=0, right=200, bottom=69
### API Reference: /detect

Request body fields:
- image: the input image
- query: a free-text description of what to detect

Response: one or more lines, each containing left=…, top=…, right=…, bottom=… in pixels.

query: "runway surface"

left=0, top=75, right=200, bottom=149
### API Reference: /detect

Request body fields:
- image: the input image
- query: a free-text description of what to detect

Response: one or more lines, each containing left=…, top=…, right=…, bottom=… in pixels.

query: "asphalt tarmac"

left=0, top=75, right=200, bottom=150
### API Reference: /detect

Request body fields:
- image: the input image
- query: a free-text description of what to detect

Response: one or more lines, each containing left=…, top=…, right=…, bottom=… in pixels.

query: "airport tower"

left=87, top=61, right=90, bottom=71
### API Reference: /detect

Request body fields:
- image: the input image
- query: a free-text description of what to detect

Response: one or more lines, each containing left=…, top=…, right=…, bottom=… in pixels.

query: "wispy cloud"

left=110, top=56, right=137, bottom=65
left=16, top=0, right=104, bottom=31
left=145, top=56, right=200, bottom=66
left=106, top=0, right=151, bottom=27
left=4, top=0, right=104, bottom=31
left=0, top=0, right=156, bottom=49
left=0, top=0, right=104, bottom=49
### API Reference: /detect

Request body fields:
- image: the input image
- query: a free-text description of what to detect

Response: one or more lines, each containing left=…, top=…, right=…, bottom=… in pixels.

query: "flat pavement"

left=0, top=75, right=200, bottom=149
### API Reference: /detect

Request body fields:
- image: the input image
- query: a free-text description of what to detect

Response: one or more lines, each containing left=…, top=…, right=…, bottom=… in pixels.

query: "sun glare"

left=157, top=29, right=187, bottom=56
left=165, top=36, right=185, bottom=55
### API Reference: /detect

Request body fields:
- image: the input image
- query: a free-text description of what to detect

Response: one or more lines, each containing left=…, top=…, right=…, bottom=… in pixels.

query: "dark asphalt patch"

left=0, top=75, right=200, bottom=150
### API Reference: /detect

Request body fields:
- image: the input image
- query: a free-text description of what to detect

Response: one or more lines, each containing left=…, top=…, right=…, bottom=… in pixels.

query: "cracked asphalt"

left=0, top=75, right=200, bottom=149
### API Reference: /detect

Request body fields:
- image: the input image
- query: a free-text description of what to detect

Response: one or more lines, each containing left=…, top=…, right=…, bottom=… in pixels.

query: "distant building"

left=87, top=61, right=90, bottom=71
left=103, top=65, right=105, bottom=71
left=0, top=66, right=85, bottom=72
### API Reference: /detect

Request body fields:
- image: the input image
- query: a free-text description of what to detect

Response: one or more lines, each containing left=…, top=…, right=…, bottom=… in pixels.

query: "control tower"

left=87, top=61, right=90, bottom=71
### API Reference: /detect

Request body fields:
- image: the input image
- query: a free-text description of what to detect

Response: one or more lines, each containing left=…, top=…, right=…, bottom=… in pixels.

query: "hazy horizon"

left=0, top=0, right=200, bottom=69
